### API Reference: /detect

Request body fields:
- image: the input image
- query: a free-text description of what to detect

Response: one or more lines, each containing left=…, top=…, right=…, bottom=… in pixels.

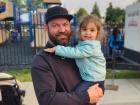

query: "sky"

left=61, top=0, right=137, bottom=17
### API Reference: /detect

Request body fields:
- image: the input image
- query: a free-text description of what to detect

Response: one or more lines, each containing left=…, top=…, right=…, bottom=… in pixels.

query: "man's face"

left=47, top=18, right=71, bottom=45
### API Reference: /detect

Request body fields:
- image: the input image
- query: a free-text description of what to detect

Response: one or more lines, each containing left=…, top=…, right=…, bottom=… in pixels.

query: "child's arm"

left=44, top=45, right=88, bottom=58
left=44, top=42, right=100, bottom=58
left=55, top=44, right=98, bottom=58
left=44, top=47, right=56, bottom=53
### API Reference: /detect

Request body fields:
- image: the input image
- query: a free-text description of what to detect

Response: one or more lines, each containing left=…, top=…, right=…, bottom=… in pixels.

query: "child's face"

left=80, top=22, right=98, bottom=41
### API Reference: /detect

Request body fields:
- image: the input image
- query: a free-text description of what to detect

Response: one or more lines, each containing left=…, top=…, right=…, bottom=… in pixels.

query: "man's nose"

left=58, top=26, right=66, bottom=32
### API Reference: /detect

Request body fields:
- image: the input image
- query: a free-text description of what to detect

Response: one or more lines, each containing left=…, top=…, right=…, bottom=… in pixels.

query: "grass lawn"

left=106, top=69, right=140, bottom=79
left=1, top=68, right=140, bottom=82
left=3, top=69, right=32, bottom=82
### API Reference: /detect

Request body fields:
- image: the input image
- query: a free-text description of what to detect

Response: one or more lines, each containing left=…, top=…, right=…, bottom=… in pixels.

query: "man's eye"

left=52, top=24, right=58, bottom=27
left=53, top=25, right=57, bottom=27
left=64, top=23, right=69, bottom=26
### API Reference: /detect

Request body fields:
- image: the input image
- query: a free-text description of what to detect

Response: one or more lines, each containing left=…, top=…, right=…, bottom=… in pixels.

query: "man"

left=31, top=6, right=103, bottom=105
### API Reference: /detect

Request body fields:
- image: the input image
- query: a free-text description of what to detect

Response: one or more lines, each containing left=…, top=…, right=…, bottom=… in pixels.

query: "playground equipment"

left=30, top=9, right=48, bottom=48
left=0, top=0, right=21, bottom=45
left=30, top=26, right=48, bottom=48
left=0, top=1, right=13, bottom=44
left=0, top=0, right=20, bottom=44
left=29, top=0, right=61, bottom=48
left=0, top=1, right=13, bottom=20
left=0, top=1, right=5, bottom=13
left=0, top=28, right=9, bottom=44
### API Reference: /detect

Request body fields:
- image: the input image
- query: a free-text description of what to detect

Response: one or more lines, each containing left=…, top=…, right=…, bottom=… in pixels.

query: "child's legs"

left=75, top=81, right=93, bottom=93
left=75, top=81, right=104, bottom=105
left=75, top=81, right=105, bottom=94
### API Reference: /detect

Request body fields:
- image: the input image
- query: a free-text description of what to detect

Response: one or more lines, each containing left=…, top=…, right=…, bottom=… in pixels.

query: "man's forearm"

left=36, top=91, right=89, bottom=105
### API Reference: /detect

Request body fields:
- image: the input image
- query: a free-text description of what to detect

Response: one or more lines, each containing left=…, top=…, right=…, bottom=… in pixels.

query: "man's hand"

left=44, top=47, right=56, bottom=53
left=87, top=84, right=103, bottom=104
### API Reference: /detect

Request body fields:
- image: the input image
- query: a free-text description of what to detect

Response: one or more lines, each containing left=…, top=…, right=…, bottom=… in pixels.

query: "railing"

left=0, top=23, right=110, bottom=70
left=0, top=23, right=37, bottom=70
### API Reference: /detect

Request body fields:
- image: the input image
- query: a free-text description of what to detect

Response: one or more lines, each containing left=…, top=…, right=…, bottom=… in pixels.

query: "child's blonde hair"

left=77, top=15, right=104, bottom=41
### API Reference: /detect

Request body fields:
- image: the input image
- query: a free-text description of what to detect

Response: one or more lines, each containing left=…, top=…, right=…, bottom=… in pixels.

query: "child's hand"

left=44, top=47, right=56, bottom=53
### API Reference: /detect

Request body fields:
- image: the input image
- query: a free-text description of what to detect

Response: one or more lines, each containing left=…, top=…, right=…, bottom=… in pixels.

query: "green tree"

left=75, top=8, right=88, bottom=22
left=20, top=0, right=42, bottom=12
left=105, top=2, right=113, bottom=24
left=13, top=0, right=21, bottom=6
left=30, top=0, right=42, bottom=8
left=18, top=0, right=42, bottom=8
left=20, top=0, right=26, bottom=8
left=105, top=2, right=125, bottom=26
left=112, top=7, right=125, bottom=25
left=91, top=2, right=101, bottom=18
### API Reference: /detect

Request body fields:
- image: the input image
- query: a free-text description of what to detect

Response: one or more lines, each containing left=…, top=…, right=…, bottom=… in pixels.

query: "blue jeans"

left=75, top=81, right=105, bottom=94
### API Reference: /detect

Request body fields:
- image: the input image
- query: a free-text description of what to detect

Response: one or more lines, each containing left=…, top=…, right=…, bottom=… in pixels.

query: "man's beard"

left=48, top=32, right=71, bottom=46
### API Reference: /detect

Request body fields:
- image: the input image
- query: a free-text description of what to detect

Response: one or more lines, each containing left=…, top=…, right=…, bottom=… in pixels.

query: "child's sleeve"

left=55, top=44, right=98, bottom=58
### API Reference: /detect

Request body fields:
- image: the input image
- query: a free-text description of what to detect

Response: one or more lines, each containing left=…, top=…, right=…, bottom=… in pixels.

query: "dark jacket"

left=31, top=43, right=90, bottom=105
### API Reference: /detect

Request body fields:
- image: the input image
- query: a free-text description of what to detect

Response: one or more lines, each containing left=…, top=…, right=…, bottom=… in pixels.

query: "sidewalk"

left=100, top=79, right=140, bottom=105
left=21, top=79, right=140, bottom=105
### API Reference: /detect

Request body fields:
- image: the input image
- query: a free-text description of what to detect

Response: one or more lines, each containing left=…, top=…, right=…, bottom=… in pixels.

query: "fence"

left=0, top=23, right=110, bottom=70
left=0, top=23, right=48, bottom=70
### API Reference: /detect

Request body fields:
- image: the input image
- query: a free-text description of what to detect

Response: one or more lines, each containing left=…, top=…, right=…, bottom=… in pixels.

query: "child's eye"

left=90, top=29, right=94, bottom=32
left=82, top=28, right=87, bottom=31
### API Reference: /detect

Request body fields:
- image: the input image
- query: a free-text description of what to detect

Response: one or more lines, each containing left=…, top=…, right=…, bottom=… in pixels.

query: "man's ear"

left=45, top=24, right=48, bottom=31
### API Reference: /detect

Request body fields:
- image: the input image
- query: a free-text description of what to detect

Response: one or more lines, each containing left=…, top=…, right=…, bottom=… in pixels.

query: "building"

left=124, top=2, right=140, bottom=63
